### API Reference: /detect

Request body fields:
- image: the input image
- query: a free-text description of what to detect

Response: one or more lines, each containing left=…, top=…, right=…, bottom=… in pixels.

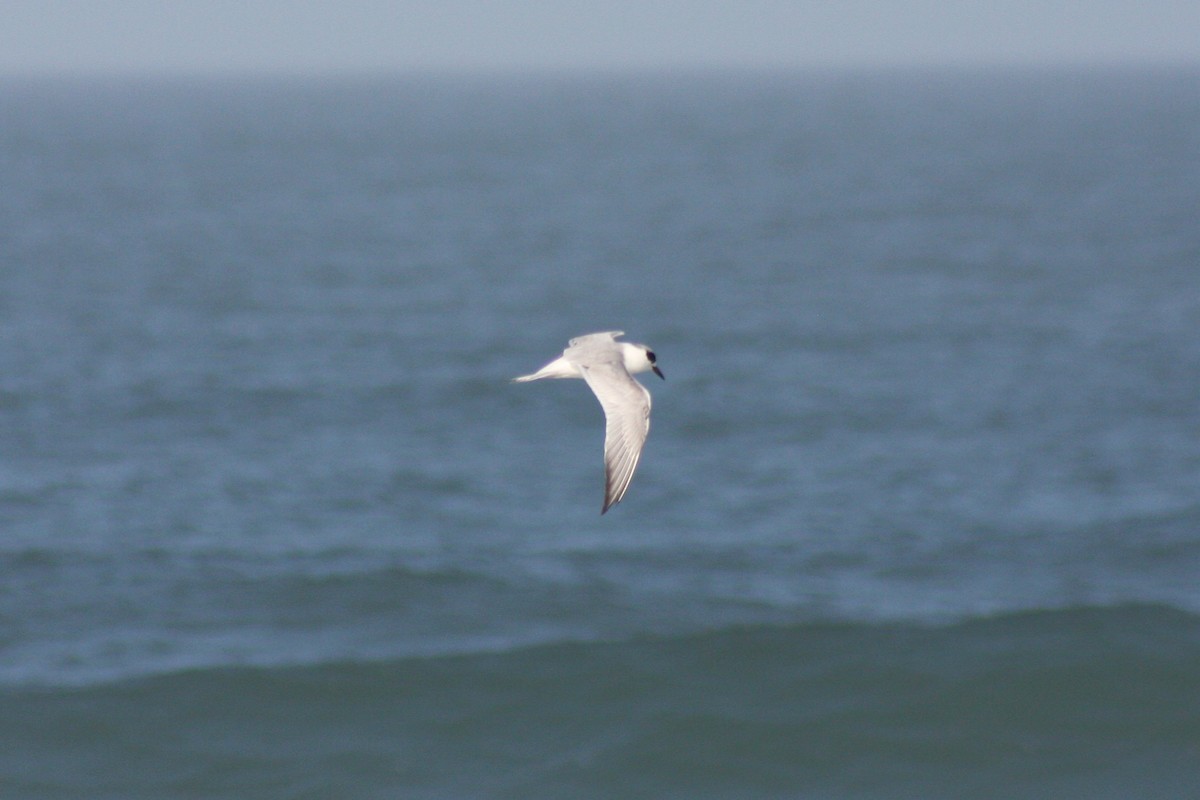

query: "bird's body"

left=513, top=331, right=664, bottom=514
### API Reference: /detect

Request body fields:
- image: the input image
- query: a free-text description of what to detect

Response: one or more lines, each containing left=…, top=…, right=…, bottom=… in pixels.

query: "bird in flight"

left=513, top=331, right=664, bottom=514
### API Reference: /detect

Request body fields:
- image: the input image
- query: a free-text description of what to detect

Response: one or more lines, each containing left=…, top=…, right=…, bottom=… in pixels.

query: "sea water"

left=2, top=67, right=1199, bottom=799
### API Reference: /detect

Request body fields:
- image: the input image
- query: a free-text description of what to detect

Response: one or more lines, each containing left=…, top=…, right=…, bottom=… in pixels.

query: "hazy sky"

left=2, top=1, right=1197, bottom=75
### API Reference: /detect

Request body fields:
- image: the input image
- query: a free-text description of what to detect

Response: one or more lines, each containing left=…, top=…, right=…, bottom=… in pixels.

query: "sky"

left=1, top=0, right=1198, bottom=76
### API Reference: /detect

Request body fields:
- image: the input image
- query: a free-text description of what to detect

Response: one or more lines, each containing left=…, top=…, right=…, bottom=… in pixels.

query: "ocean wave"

left=3, top=604, right=1197, bottom=799
left=6, top=541, right=1200, bottom=691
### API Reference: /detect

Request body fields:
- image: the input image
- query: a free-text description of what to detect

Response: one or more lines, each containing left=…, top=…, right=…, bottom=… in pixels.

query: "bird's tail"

left=511, top=356, right=578, bottom=382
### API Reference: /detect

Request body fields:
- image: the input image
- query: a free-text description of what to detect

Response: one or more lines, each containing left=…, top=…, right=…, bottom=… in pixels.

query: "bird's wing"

left=568, top=330, right=624, bottom=349
left=579, top=360, right=652, bottom=514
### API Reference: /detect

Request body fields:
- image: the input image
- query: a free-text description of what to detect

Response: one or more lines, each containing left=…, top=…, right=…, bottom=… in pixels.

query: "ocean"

left=1, top=67, right=1199, bottom=798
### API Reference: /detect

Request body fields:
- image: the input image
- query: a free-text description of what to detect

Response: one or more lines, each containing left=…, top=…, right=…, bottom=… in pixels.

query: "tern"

left=513, top=331, right=665, bottom=514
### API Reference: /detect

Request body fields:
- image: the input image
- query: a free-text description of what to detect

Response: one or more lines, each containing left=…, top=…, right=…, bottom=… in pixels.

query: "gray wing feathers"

left=568, top=330, right=624, bottom=349
left=580, top=362, right=652, bottom=514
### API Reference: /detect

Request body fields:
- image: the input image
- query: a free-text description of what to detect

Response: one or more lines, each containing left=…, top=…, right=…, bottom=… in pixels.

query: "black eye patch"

left=646, top=351, right=657, bottom=363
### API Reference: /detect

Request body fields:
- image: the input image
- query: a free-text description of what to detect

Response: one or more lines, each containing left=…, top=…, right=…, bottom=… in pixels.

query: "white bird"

left=513, top=331, right=665, bottom=514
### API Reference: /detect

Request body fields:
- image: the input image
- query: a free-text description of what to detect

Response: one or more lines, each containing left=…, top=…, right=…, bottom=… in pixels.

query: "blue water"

left=2, top=67, right=1199, bottom=798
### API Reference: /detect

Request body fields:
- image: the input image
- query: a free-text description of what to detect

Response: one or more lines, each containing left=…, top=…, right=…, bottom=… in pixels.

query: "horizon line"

left=2, top=56, right=1197, bottom=82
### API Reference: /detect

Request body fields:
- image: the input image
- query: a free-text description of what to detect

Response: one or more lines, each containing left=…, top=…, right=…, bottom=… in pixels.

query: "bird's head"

left=618, top=340, right=665, bottom=380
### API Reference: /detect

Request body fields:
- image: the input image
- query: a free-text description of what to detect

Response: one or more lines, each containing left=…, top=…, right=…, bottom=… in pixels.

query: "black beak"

left=652, top=366, right=665, bottom=380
